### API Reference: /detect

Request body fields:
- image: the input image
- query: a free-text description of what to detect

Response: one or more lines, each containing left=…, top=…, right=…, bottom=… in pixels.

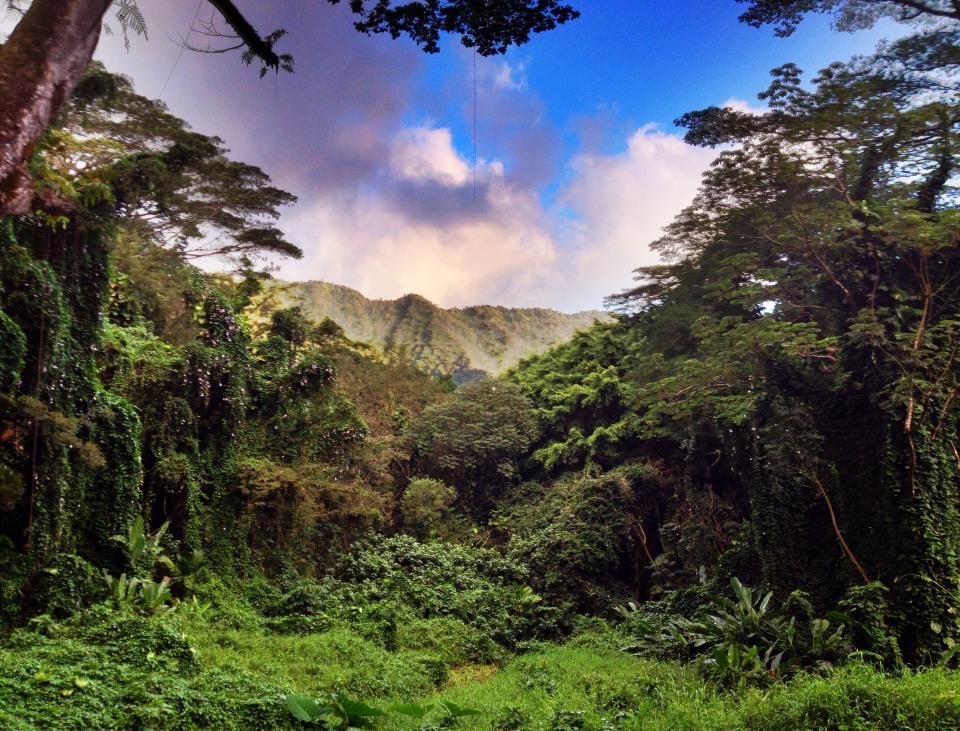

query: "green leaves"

left=103, top=517, right=176, bottom=614
left=510, top=322, right=645, bottom=473
left=441, top=700, right=482, bottom=718
left=387, top=702, right=434, bottom=719
left=283, top=692, right=478, bottom=726
left=285, top=693, right=328, bottom=723
left=405, top=379, right=539, bottom=514
left=127, top=516, right=146, bottom=565
left=57, top=63, right=300, bottom=262
left=624, top=577, right=854, bottom=686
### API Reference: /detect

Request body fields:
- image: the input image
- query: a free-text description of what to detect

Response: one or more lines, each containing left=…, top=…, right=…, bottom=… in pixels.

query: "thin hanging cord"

left=160, top=0, right=203, bottom=98
left=473, top=49, right=478, bottom=201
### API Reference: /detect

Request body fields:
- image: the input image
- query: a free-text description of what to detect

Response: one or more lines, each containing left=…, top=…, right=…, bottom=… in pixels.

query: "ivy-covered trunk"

left=0, top=218, right=142, bottom=568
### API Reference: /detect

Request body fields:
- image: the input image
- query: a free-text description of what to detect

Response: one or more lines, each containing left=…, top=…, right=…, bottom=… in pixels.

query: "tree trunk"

left=0, top=0, right=113, bottom=215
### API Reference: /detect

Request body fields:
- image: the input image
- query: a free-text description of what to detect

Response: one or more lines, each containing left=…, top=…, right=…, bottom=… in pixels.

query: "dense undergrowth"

left=3, top=597, right=960, bottom=730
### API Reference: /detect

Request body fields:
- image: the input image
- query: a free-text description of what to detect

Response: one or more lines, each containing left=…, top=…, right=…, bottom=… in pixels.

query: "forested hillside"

left=1, top=1, right=960, bottom=729
left=253, top=281, right=606, bottom=381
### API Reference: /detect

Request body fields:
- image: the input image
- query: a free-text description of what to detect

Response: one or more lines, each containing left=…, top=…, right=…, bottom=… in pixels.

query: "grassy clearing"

left=3, top=610, right=959, bottom=730
left=424, top=644, right=960, bottom=730
left=186, top=622, right=445, bottom=700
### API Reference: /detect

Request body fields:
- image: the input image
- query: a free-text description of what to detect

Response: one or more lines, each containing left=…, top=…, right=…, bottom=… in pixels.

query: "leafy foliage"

left=406, top=380, right=539, bottom=516
left=60, top=64, right=300, bottom=263
left=622, top=578, right=857, bottom=688
left=269, top=535, right=553, bottom=649
left=328, top=0, right=580, bottom=56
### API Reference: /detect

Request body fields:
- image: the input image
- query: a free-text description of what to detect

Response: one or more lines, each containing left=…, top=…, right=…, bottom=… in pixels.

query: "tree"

left=406, top=379, right=539, bottom=516
left=509, top=322, right=647, bottom=475
left=737, top=0, right=960, bottom=37
left=611, top=27, right=960, bottom=660
left=49, top=63, right=300, bottom=263
left=0, top=0, right=579, bottom=215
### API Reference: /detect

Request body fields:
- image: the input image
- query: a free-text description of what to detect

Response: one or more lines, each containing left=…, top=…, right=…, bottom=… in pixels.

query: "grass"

left=2, top=611, right=960, bottom=730
left=185, top=621, right=445, bottom=699
left=421, top=644, right=960, bottom=730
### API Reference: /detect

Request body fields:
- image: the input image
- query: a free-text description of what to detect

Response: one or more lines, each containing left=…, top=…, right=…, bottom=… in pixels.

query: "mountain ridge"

left=258, top=280, right=610, bottom=381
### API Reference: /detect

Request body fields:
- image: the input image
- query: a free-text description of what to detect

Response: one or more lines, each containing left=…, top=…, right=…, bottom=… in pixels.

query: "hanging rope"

left=473, top=48, right=478, bottom=201
left=160, top=0, right=204, bottom=98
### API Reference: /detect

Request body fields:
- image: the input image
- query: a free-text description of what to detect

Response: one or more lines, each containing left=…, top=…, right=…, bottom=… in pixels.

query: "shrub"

left=622, top=577, right=852, bottom=688
left=265, top=535, right=558, bottom=648
left=0, top=611, right=294, bottom=730
left=327, top=534, right=550, bottom=646
left=28, top=553, right=107, bottom=619
left=399, top=478, right=456, bottom=540
left=502, top=469, right=651, bottom=615
left=396, top=617, right=506, bottom=665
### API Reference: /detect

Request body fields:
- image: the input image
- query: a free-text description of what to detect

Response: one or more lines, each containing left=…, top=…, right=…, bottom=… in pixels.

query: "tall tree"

left=611, top=27, right=960, bottom=660
left=737, top=0, right=960, bottom=36
left=51, top=64, right=300, bottom=262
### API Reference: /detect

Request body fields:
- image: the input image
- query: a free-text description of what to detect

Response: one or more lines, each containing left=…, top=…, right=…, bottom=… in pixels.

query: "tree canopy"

left=48, top=63, right=300, bottom=262
left=737, top=0, right=960, bottom=36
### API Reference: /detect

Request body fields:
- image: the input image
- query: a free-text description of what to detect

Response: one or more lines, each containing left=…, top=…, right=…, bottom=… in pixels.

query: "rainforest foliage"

left=0, top=6, right=959, bottom=731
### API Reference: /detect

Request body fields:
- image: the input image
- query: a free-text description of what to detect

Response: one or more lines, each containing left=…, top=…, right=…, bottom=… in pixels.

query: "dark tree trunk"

left=0, top=0, right=113, bottom=215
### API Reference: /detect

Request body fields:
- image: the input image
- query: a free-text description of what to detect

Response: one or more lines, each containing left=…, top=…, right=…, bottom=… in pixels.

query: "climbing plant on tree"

left=609, top=26, right=960, bottom=661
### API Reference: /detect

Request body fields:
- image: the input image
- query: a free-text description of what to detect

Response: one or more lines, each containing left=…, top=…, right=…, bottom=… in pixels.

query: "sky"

left=86, top=0, right=899, bottom=312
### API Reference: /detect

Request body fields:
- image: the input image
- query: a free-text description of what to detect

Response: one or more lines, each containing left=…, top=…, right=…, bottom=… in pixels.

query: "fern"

left=110, top=0, right=148, bottom=50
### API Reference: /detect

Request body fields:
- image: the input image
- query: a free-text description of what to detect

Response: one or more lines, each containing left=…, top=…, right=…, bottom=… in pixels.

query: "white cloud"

left=280, top=125, right=561, bottom=308
left=389, top=127, right=470, bottom=186
left=279, top=121, right=717, bottom=312
left=723, top=97, right=769, bottom=115
left=555, top=125, right=718, bottom=308
left=488, top=58, right=528, bottom=91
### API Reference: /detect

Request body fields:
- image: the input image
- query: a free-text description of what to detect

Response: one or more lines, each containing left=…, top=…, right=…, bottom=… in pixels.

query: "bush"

left=326, top=534, right=551, bottom=647
left=502, top=469, right=650, bottom=615
left=399, top=478, right=456, bottom=540
left=396, top=617, right=506, bottom=665
left=1, top=552, right=105, bottom=629
left=622, top=578, right=852, bottom=688
left=186, top=624, right=446, bottom=700
left=0, top=613, right=294, bottom=730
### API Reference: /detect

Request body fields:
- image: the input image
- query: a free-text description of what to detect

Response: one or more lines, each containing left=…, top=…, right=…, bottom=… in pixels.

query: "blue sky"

left=430, top=1, right=892, bottom=190
left=88, top=0, right=899, bottom=311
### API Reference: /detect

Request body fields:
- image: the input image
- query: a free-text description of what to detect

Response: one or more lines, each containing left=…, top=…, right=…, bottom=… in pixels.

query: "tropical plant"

left=284, top=691, right=480, bottom=727
left=622, top=578, right=851, bottom=686
left=102, top=516, right=176, bottom=614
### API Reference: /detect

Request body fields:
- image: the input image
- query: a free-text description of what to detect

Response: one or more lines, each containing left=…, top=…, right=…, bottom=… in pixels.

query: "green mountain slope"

left=261, top=281, right=610, bottom=381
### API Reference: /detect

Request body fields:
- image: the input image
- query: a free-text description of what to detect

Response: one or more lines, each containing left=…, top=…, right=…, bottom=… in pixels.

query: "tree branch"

left=891, top=0, right=960, bottom=22
left=804, top=469, right=871, bottom=584
left=204, top=0, right=279, bottom=70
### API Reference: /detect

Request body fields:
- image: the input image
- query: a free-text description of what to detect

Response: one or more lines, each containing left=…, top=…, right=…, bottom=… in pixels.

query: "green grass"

left=417, top=644, right=960, bottom=731
left=185, top=620, right=445, bottom=699
left=2, top=612, right=959, bottom=730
